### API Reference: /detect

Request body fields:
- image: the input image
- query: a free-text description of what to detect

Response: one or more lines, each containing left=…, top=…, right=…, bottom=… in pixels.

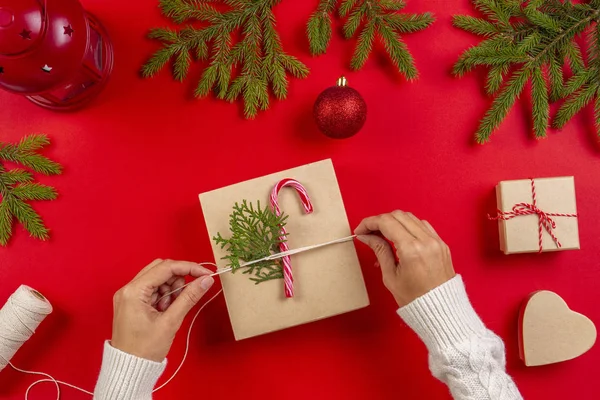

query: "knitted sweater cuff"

left=397, top=275, right=487, bottom=351
left=94, top=341, right=166, bottom=400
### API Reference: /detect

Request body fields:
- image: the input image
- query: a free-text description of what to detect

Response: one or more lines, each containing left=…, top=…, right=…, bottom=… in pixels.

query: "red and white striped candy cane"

left=270, top=178, right=313, bottom=297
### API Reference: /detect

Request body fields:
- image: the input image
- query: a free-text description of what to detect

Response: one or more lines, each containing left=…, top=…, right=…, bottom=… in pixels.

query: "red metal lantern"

left=0, top=0, right=113, bottom=110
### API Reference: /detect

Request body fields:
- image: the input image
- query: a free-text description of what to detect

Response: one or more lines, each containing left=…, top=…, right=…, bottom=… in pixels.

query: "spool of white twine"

left=0, top=285, right=52, bottom=372
left=0, top=283, right=222, bottom=399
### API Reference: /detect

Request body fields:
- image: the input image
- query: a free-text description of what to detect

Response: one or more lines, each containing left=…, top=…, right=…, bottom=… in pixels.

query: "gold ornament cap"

left=336, top=76, right=348, bottom=87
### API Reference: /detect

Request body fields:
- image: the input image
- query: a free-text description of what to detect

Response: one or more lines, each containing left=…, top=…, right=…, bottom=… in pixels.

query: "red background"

left=1, top=0, right=599, bottom=399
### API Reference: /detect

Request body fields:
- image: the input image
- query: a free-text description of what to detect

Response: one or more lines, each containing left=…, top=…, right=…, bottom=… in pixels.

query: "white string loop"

left=0, top=284, right=223, bottom=399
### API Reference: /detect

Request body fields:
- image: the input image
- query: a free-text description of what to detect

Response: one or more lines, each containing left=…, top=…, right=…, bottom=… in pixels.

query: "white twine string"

left=0, top=284, right=223, bottom=399
left=158, top=235, right=357, bottom=302
left=0, top=234, right=355, bottom=398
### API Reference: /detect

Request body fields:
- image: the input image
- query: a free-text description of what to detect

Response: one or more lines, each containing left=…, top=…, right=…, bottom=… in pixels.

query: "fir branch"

left=307, top=0, right=337, bottom=55
left=143, top=0, right=309, bottom=119
left=214, top=200, right=288, bottom=284
left=476, top=68, right=531, bottom=143
left=454, top=0, right=600, bottom=142
left=0, top=134, right=62, bottom=246
left=0, top=134, right=62, bottom=175
left=310, top=0, right=434, bottom=79
left=531, top=67, right=549, bottom=138
left=453, top=15, right=499, bottom=37
left=553, top=84, right=597, bottom=128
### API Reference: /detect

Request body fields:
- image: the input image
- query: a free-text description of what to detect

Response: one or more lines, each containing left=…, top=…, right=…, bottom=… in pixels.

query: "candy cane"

left=270, top=178, right=313, bottom=297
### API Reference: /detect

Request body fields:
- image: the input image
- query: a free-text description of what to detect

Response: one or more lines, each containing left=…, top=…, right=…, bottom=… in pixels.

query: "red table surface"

left=1, top=1, right=599, bottom=399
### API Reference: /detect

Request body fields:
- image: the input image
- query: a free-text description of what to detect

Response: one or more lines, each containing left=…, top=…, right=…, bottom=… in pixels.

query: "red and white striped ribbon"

left=270, top=178, right=313, bottom=297
left=489, top=178, right=578, bottom=253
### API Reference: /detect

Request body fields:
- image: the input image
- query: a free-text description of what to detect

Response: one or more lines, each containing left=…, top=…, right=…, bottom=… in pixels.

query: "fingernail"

left=374, top=262, right=380, bottom=268
left=200, top=276, right=214, bottom=290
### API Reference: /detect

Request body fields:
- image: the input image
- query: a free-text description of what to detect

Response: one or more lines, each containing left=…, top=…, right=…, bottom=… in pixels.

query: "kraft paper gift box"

left=494, top=176, right=580, bottom=255
left=199, top=159, right=370, bottom=340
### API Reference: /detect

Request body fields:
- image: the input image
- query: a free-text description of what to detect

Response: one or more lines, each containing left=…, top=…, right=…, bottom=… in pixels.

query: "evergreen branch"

left=307, top=0, right=337, bottom=55
left=454, top=0, right=600, bottom=142
left=384, top=12, right=434, bottom=33
left=548, top=54, right=564, bottom=101
left=1, top=169, right=33, bottom=185
left=11, top=183, right=57, bottom=202
left=8, top=198, right=49, bottom=241
left=485, top=64, right=508, bottom=95
left=453, top=15, right=499, bottom=37
left=553, top=84, right=597, bottom=128
left=378, top=20, right=418, bottom=79
left=0, top=134, right=62, bottom=175
left=0, top=202, right=12, bottom=246
left=351, top=19, right=376, bottom=70
left=339, top=0, right=359, bottom=17
left=313, top=0, right=434, bottom=78
left=0, top=134, right=61, bottom=246
left=214, top=200, right=288, bottom=283
left=143, top=0, right=308, bottom=118
left=531, top=67, right=549, bottom=138
left=476, top=68, right=531, bottom=143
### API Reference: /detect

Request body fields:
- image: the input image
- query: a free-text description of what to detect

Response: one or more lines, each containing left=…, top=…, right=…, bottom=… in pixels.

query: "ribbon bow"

left=489, top=179, right=578, bottom=253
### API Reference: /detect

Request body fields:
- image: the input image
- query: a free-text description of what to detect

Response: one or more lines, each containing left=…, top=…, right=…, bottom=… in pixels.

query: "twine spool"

left=0, top=286, right=52, bottom=372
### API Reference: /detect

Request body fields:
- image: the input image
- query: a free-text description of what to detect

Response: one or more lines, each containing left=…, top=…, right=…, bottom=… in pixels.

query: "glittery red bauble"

left=313, top=78, right=367, bottom=139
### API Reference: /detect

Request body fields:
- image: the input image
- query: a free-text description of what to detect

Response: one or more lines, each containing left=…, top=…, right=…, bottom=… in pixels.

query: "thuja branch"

left=214, top=200, right=287, bottom=284
left=453, top=0, right=600, bottom=143
left=307, top=0, right=435, bottom=79
left=142, top=0, right=309, bottom=119
left=0, top=134, right=62, bottom=246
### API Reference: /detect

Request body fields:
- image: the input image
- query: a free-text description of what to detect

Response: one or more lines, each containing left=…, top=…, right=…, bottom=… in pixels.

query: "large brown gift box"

left=199, top=159, right=369, bottom=340
left=494, top=176, right=580, bottom=255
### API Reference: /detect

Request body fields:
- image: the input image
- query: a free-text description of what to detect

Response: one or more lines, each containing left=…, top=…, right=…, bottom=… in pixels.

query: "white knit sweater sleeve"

left=397, top=275, right=522, bottom=400
left=94, top=341, right=166, bottom=400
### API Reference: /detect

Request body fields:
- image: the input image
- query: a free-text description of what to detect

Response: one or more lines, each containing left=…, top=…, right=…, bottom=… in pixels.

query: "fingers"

left=356, top=235, right=396, bottom=280
left=392, top=211, right=431, bottom=240
left=136, top=260, right=213, bottom=289
left=422, top=220, right=441, bottom=239
left=164, top=275, right=215, bottom=325
left=133, top=259, right=164, bottom=280
left=354, top=214, right=414, bottom=246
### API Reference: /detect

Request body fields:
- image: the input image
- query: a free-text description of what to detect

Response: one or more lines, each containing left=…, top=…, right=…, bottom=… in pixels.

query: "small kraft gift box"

left=199, top=159, right=369, bottom=340
left=491, top=176, right=580, bottom=255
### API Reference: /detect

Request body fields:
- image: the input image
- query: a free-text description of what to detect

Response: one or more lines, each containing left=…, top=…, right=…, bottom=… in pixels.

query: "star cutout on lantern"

left=41, top=64, right=52, bottom=73
left=19, top=29, right=32, bottom=40
left=63, top=24, right=74, bottom=36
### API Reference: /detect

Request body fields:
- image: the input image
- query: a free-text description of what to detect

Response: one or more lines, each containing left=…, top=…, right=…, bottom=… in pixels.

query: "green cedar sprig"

left=213, top=200, right=287, bottom=284
left=454, top=0, right=600, bottom=143
left=142, top=0, right=309, bottom=119
left=307, top=0, right=435, bottom=79
left=0, top=134, right=62, bottom=246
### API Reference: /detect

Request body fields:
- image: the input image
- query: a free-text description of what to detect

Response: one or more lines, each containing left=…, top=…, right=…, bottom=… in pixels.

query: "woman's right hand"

left=354, top=210, right=456, bottom=308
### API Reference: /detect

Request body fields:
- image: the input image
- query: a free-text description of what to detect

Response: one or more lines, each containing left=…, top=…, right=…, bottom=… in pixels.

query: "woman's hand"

left=355, top=211, right=455, bottom=308
left=111, top=259, right=215, bottom=362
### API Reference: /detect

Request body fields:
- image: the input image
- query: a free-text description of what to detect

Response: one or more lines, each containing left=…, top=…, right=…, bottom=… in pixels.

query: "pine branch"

left=310, top=0, right=434, bottom=79
left=307, top=0, right=337, bottom=55
left=476, top=68, right=531, bottom=143
left=0, top=134, right=62, bottom=246
left=214, top=200, right=289, bottom=284
left=454, top=0, right=600, bottom=142
left=0, top=134, right=62, bottom=175
left=531, top=67, right=549, bottom=138
left=143, top=0, right=309, bottom=118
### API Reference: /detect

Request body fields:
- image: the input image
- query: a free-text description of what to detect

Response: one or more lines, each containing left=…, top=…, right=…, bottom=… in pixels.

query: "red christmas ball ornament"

left=0, top=0, right=114, bottom=110
left=313, top=76, right=367, bottom=139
